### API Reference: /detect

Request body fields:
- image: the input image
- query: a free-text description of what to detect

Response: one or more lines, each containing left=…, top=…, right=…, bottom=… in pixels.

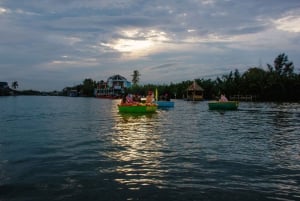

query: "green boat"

left=208, top=101, right=239, bottom=110
left=118, top=104, right=157, bottom=113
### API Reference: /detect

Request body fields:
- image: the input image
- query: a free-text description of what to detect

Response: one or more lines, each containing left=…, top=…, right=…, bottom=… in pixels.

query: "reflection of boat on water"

left=208, top=101, right=239, bottom=110
left=119, top=111, right=156, bottom=120
left=106, top=112, right=166, bottom=188
left=118, top=103, right=157, bottom=113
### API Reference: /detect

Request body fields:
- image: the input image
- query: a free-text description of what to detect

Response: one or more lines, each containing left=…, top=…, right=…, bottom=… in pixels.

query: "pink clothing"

left=126, top=95, right=133, bottom=103
left=219, top=95, right=228, bottom=102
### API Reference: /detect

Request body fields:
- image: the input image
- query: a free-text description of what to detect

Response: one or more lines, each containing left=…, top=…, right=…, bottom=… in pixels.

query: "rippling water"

left=0, top=96, right=299, bottom=201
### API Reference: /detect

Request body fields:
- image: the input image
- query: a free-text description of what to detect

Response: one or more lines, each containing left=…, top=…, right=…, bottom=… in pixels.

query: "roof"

left=187, top=81, right=204, bottom=91
left=107, top=74, right=127, bottom=81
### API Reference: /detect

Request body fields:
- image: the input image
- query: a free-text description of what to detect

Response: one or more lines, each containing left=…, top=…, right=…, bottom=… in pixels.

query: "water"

left=0, top=96, right=299, bottom=201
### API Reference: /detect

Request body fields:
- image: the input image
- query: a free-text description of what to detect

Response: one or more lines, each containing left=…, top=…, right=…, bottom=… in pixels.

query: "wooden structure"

left=186, top=81, right=204, bottom=101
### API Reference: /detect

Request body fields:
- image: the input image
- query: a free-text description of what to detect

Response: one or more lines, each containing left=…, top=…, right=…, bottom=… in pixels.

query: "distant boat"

left=155, top=101, right=175, bottom=107
left=96, top=94, right=120, bottom=99
left=154, top=88, right=175, bottom=108
left=118, top=103, right=157, bottom=113
left=208, top=101, right=239, bottom=110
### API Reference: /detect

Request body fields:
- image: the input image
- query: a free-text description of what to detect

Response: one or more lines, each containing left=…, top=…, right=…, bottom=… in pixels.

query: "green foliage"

left=267, top=53, right=295, bottom=77
left=63, top=53, right=299, bottom=101
left=81, top=78, right=96, bottom=97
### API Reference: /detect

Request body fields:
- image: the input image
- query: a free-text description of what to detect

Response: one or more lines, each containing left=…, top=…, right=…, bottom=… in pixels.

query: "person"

left=120, top=93, right=134, bottom=104
left=219, top=93, right=228, bottom=102
left=146, top=91, right=154, bottom=104
left=132, top=94, right=141, bottom=102
left=121, top=93, right=127, bottom=104
left=164, top=93, right=170, bottom=101
left=126, top=94, right=134, bottom=103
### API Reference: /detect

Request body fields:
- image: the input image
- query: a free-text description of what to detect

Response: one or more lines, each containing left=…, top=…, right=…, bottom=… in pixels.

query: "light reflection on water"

left=109, top=112, right=168, bottom=189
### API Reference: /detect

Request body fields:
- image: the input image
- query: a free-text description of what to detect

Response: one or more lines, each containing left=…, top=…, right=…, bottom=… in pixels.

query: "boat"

left=118, top=103, right=158, bottom=113
left=208, top=101, right=239, bottom=110
left=154, top=88, right=174, bottom=108
left=155, top=101, right=175, bottom=107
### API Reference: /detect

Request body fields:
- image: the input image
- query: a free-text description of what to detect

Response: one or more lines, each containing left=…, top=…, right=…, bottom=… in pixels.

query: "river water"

left=0, top=96, right=299, bottom=201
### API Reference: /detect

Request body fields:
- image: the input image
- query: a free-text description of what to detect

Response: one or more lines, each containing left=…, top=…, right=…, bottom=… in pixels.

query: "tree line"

left=65, top=53, right=300, bottom=101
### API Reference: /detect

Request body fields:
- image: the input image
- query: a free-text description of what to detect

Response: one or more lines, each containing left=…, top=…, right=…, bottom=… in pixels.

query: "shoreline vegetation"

left=1, top=53, right=300, bottom=102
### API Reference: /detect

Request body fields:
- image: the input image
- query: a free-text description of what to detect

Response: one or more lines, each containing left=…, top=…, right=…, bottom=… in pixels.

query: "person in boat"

left=126, top=94, right=134, bottom=103
left=219, top=93, right=228, bottom=102
left=146, top=91, right=154, bottom=104
left=132, top=94, right=141, bottom=102
left=164, top=93, right=170, bottom=101
left=121, top=93, right=127, bottom=104
left=120, top=93, right=134, bottom=104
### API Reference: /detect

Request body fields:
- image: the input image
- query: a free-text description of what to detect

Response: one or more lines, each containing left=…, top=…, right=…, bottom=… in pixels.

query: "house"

left=94, top=74, right=131, bottom=98
left=186, top=80, right=204, bottom=101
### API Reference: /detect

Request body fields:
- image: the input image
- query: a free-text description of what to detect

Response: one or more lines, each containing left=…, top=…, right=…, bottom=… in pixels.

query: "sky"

left=1, top=0, right=300, bottom=91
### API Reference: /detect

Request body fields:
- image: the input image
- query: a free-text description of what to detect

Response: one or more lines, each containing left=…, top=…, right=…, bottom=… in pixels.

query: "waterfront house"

left=186, top=80, right=204, bottom=101
left=94, top=74, right=131, bottom=98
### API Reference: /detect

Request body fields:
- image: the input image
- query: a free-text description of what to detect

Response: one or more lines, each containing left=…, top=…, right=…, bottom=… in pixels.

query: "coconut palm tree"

left=12, top=81, right=18, bottom=89
left=131, top=70, right=141, bottom=86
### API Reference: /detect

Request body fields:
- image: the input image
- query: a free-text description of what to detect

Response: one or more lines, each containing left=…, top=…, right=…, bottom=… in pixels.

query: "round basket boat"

left=118, top=103, right=158, bottom=113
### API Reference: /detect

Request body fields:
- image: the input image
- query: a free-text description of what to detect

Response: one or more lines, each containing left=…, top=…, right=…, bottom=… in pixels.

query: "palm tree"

left=131, top=70, right=141, bottom=86
left=267, top=53, right=295, bottom=77
left=12, top=81, right=18, bottom=89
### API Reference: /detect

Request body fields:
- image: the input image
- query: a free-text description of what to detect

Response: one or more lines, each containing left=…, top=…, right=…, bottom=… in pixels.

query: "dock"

left=230, top=95, right=256, bottom=101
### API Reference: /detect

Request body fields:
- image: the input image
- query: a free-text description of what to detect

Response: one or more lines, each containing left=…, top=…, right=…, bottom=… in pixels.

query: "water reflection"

left=269, top=105, right=300, bottom=171
left=108, top=112, right=167, bottom=189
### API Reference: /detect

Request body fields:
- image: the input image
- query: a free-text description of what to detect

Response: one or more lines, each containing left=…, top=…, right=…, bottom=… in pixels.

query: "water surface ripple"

left=0, top=96, right=299, bottom=201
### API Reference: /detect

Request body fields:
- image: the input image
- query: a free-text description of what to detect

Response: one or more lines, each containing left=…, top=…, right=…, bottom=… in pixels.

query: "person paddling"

left=146, top=91, right=154, bottom=104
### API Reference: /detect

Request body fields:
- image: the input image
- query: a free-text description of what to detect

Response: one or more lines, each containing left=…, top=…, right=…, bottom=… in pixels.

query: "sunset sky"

left=1, top=0, right=300, bottom=91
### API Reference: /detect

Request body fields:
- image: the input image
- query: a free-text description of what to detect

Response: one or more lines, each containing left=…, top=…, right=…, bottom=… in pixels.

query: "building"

left=186, top=80, right=204, bottom=101
left=0, top=82, right=9, bottom=96
left=94, top=74, right=131, bottom=98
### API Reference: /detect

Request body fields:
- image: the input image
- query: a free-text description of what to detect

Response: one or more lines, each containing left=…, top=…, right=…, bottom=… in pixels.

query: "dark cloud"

left=0, top=0, right=299, bottom=90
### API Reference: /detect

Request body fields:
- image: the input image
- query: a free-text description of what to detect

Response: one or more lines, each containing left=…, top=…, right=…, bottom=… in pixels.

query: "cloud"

left=274, top=10, right=300, bottom=33
left=150, top=63, right=176, bottom=70
left=0, top=0, right=300, bottom=91
left=0, top=7, right=10, bottom=14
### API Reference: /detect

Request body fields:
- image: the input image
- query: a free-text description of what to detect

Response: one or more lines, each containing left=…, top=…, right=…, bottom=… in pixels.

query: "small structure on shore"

left=186, top=80, right=204, bottom=101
